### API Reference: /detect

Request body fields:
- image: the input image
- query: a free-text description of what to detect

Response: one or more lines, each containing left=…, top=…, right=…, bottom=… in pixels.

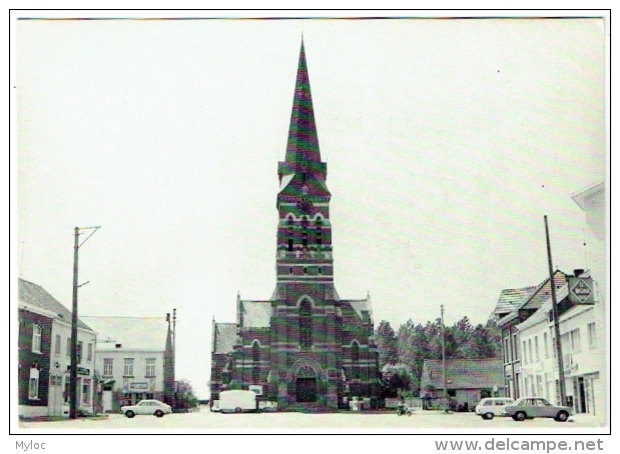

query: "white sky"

left=15, top=15, right=607, bottom=400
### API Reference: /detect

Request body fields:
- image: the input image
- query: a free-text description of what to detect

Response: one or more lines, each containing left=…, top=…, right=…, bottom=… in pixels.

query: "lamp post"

left=69, top=225, right=100, bottom=419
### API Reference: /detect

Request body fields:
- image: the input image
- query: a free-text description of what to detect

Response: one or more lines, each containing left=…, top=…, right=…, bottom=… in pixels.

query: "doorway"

left=577, top=377, right=587, bottom=413
left=296, top=378, right=317, bottom=402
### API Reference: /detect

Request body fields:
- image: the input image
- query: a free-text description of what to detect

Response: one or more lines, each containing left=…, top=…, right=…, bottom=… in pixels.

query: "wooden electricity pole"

left=545, top=215, right=567, bottom=406
left=69, top=226, right=100, bottom=419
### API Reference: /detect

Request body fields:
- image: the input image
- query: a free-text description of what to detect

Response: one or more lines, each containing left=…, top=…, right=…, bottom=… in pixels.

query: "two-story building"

left=82, top=316, right=175, bottom=413
left=494, top=270, right=567, bottom=400
left=517, top=272, right=603, bottom=418
left=18, top=278, right=97, bottom=418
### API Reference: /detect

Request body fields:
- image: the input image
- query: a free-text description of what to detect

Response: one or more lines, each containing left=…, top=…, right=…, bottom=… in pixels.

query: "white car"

left=121, top=399, right=172, bottom=418
left=475, top=397, right=515, bottom=420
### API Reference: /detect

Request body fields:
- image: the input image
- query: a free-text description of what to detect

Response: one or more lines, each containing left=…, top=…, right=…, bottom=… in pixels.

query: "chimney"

left=574, top=269, right=584, bottom=277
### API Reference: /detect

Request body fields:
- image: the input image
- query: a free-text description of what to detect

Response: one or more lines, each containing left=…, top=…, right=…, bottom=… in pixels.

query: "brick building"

left=18, top=278, right=97, bottom=418
left=210, top=41, right=380, bottom=411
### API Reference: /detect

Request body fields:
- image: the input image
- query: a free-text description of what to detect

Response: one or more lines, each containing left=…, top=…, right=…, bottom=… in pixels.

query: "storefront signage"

left=130, top=382, right=148, bottom=390
left=568, top=277, right=594, bottom=305
left=66, top=366, right=90, bottom=376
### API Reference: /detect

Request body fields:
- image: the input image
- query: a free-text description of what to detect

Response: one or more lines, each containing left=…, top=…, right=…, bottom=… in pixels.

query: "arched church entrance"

left=295, top=365, right=318, bottom=403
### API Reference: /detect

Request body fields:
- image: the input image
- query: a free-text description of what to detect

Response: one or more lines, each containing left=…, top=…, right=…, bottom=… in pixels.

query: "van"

left=475, top=397, right=515, bottom=420
left=218, top=390, right=258, bottom=413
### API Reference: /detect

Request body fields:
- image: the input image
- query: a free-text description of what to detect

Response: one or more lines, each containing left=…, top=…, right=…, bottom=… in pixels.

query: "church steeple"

left=279, top=40, right=326, bottom=183
left=275, top=39, right=333, bottom=286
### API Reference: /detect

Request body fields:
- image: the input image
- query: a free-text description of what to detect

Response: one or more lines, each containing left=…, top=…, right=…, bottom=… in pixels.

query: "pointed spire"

left=284, top=39, right=322, bottom=173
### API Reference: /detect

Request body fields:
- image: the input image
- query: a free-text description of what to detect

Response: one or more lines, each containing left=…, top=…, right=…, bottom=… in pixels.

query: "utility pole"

left=69, top=225, right=100, bottom=419
left=173, top=308, right=177, bottom=370
left=544, top=216, right=567, bottom=406
left=441, top=304, right=447, bottom=409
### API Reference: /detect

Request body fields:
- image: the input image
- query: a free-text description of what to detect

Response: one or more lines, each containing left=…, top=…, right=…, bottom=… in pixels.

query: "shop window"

left=82, top=379, right=91, bottom=405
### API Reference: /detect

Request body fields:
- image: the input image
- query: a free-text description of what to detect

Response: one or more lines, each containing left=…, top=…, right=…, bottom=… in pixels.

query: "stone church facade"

left=210, top=41, right=380, bottom=411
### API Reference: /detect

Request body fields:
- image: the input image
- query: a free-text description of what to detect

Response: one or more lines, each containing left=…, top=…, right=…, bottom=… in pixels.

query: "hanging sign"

left=568, top=277, right=595, bottom=305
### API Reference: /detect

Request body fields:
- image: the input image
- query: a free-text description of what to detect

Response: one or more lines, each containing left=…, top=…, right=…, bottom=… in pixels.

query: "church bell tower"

left=275, top=40, right=334, bottom=288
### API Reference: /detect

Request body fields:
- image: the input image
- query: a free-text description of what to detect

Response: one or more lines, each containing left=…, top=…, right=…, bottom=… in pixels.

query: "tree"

left=380, top=363, right=414, bottom=398
left=376, top=320, right=398, bottom=368
left=175, top=379, right=198, bottom=410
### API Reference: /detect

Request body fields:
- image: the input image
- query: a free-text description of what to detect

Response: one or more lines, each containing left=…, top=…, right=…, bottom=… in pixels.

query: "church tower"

left=275, top=40, right=334, bottom=289
left=210, top=39, right=379, bottom=411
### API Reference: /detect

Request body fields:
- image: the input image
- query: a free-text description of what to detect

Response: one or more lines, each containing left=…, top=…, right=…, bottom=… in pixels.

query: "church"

left=210, top=40, right=380, bottom=411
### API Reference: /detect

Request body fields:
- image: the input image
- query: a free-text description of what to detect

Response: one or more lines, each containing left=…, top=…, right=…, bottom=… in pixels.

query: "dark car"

left=505, top=397, right=572, bottom=422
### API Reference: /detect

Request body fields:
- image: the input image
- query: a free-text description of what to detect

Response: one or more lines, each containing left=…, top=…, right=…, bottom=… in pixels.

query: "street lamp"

left=70, top=225, right=100, bottom=419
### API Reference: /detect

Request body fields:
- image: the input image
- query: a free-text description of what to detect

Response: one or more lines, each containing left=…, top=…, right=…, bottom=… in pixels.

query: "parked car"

left=505, top=397, right=572, bottom=422
left=121, top=399, right=172, bottom=418
left=475, top=397, right=515, bottom=420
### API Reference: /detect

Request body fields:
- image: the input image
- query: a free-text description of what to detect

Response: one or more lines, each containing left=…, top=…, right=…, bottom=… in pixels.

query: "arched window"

left=288, top=238, right=293, bottom=252
left=252, top=341, right=260, bottom=362
left=315, top=217, right=323, bottom=246
left=287, top=215, right=294, bottom=225
left=351, top=341, right=360, bottom=362
left=252, top=341, right=260, bottom=382
left=351, top=341, right=360, bottom=379
left=299, top=300, right=312, bottom=349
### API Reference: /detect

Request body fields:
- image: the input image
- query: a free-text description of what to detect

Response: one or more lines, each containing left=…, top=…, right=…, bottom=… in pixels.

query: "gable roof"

left=18, top=278, right=92, bottom=331
left=421, top=358, right=505, bottom=390
left=521, top=271, right=568, bottom=311
left=81, top=316, right=168, bottom=351
left=517, top=282, right=570, bottom=331
left=494, top=286, right=538, bottom=316
left=240, top=301, right=272, bottom=328
left=213, top=323, right=237, bottom=354
left=494, top=270, right=568, bottom=321
left=342, top=299, right=372, bottom=322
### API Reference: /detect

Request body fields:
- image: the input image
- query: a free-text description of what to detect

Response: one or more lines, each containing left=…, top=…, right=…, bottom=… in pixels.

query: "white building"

left=82, top=316, right=174, bottom=413
left=517, top=279, right=604, bottom=421
left=571, top=181, right=607, bottom=423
